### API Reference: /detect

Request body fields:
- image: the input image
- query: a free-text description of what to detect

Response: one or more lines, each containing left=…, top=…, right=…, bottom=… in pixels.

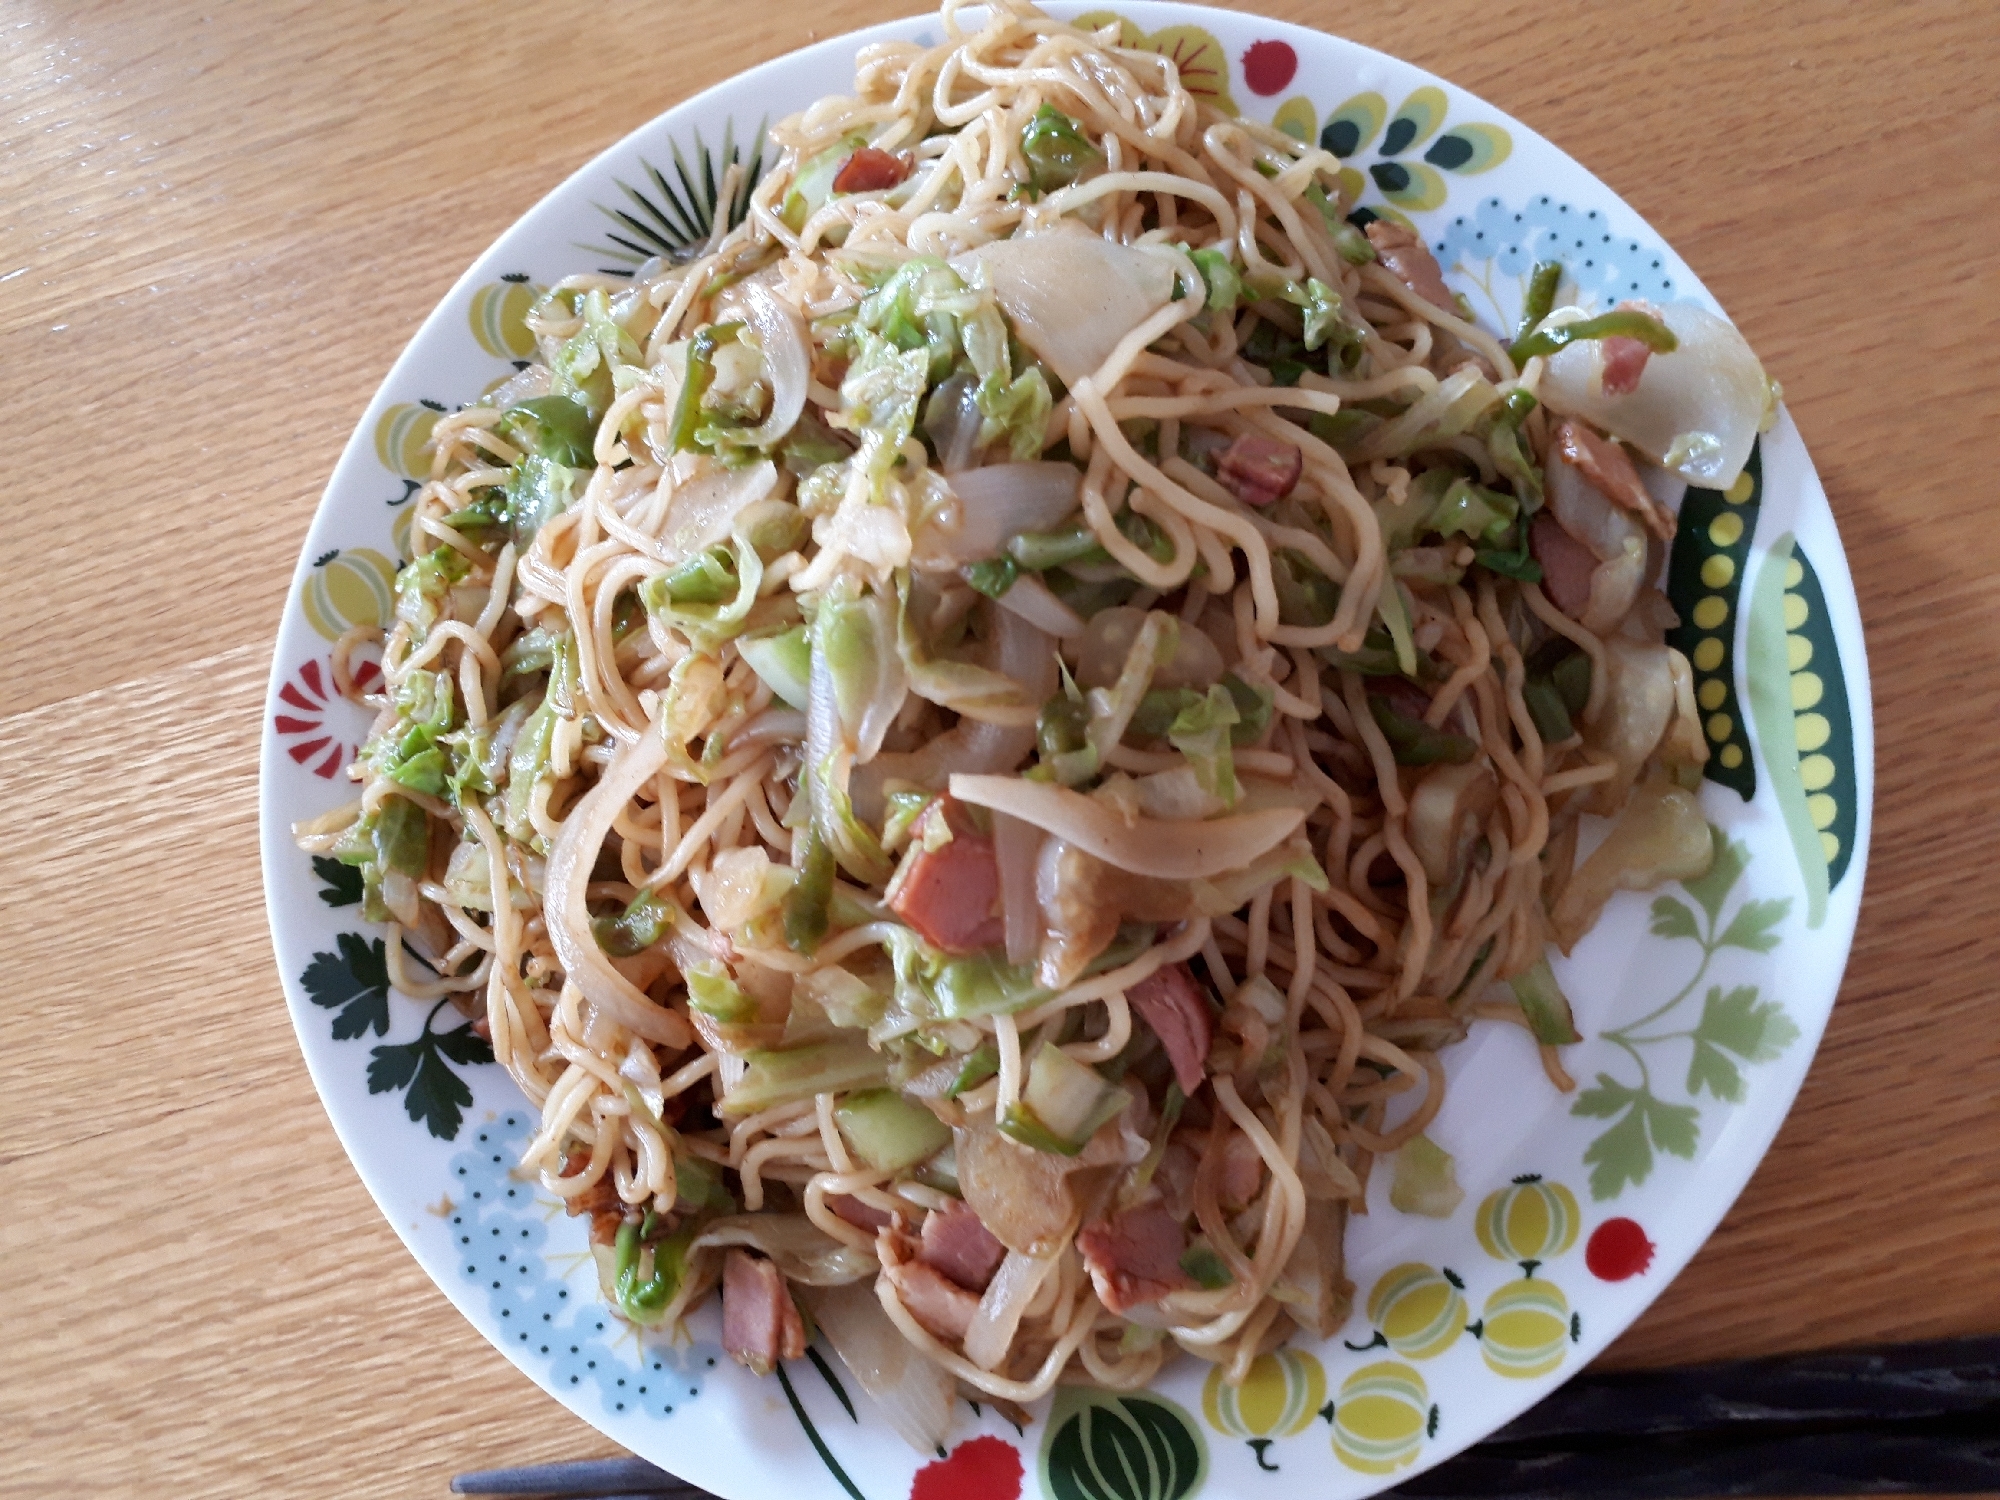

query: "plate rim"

left=257, top=6, right=1875, bottom=1495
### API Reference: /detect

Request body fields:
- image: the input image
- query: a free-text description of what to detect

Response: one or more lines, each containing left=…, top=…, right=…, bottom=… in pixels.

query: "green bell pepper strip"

left=1509, top=306, right=1678, bottom=365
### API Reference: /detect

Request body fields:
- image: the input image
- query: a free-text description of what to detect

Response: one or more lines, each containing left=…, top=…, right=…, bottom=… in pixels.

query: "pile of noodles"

left=298, top=0, right=1739, bottom=1426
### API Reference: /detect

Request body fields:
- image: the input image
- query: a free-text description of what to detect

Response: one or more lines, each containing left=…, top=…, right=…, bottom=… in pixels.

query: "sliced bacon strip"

left=831, top=147, right=912, bottom=194
left=1217, top=432, right=1303, bottom=507
left=1531, top=512, right=1598, bottom=617
left=722, top=1249, right=806, bottom=1377
left=1077, top=1204, right=1194, bottom=1313
left=885, top=1257, right=981, bottom=1341
left=1552, top=419, right=1675, bottom=540
left=1600, top=336, right=1652, bottom=396
left=1219, top=1130, right=1266, bottom=1210
left=887, top=797, right=1006, bottom=954
left=828, top=1193, right=900, bottom=1234
left=1126, top=962, right=1213, bottom=1096
left=1365, top=219, right=1456, bottom=313
left=918, top=1200, right=1008, bottom=1293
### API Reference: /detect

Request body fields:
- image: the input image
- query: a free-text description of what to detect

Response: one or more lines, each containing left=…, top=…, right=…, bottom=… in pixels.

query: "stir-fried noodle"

left=299, top=0, right=1770, bottom=1432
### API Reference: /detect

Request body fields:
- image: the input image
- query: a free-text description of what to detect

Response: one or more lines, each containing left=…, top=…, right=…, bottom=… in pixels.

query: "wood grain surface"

left=3, top=2, right=1995, bottom=1496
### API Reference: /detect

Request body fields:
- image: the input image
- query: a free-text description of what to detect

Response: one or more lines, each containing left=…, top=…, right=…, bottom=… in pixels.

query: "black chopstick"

left=1390, top=1423, right=2000, bottom=1497
left=1473, top=1334, right=2000, bottom=1442
left=452, top=1338, right=2000, bottom=1499
left=449, top=1456, right=687, bottom=1496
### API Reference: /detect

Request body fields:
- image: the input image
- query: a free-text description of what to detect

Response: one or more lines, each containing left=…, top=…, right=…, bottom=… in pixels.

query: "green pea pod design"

left=1665, top=441, right=1762, bottom=799
left=1745, top=532, right=1858, bottom=928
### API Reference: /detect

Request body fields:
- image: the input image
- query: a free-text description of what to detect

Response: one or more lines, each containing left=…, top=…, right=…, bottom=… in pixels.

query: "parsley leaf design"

left=1716, top=898, right=1789, bottom=953
left=1572, top=824, right=1800, bottom=1199
left=368, top=1001, right=495, bottom=1141
left=1680, top=828, right=1747, bottom=925
left=311, top=855, right=364, bottom=908
left=1648, top=896, right=1700, bottom=941
left=1575, top=1074, right=1700, bottom=1198
left=300, top=933, right=390, bottom=1040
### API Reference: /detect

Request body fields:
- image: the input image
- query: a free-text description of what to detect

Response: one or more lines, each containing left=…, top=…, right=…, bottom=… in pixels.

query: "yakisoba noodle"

left=299, top=0, right=1772, bottom=1436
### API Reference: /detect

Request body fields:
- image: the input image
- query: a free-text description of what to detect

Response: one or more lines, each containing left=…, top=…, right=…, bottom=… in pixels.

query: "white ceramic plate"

left=259, top=8, right=1872, bottom=1498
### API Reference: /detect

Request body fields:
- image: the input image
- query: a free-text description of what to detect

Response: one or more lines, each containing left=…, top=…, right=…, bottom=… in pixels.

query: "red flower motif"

left=273, top=657, right=377, bottom=779
left=1241, top=39, right=1296, bottom=97
left=910, top=1436, right=1022, bottom=1500
left=1586, top=1217, right=1656, bottom=1281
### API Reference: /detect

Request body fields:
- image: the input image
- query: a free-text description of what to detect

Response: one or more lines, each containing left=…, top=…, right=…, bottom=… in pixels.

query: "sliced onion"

left=953, top=228, right=1177, bottom=386
left=1542, top=302, right=1768, bottom=488
left=735, top=281, right=810, bottom=449
left=692, top=1214, right=876, bottom=1286
left=938, top=462, right=1083, bottom=562
left=995, top=572, right=1085, bottom=640
left=950, top=774, right=1304, bottom=880
left=1546, top=451, right=1648, bottom=564
left=661, top=456, right=780, bottom=563
left=543, top=729, right=692, bottom=1050
left=956, top=1123, right=1084, bottom=1256
left=1582, top=537, right=1647, bottom=636
left=1074, top=606, right=1224, bottom=691
left=930, top=374, right=985, bottom=475
left=1584, top=639, right=1676, bottom=813
left=1551, top=779, right=1713, bottom=950
left=1405, top=762, right=1498, bottom=887
left=993, top=810, right=1045, bottom=967
left=798, top=1281, right=955, bottom=1453
left=963, top=1251, right=1059, bottom=1371
left=853, top=605, right=1056, bottom=821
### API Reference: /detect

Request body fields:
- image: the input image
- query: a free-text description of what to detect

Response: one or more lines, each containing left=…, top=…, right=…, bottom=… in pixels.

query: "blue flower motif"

left=1432, top=196, right=1678, bottom=309
left=446, top=1111, right=723, bottom=1421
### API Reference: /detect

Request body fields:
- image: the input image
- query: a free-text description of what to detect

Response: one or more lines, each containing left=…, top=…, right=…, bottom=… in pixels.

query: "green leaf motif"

left=1579, top=1102, right=1653, bottom=1199
left=1681, top=828, right=1747, bottom=925
left=1686, top=1041, right=1744, bottom=1102
left=311, top=855, right=363, bottom=908
left=1573, top=1074, right=1699, bottom=1199
left=1648, top=896, right=1699, bottom=941
left=1692, top=985, right=1801, bottom=1064
left=301, top=933, right=390, bottom=1040
left=368, top=1016, right=493, bottom=1141
left=1717, top=897, right=1790, bottom=953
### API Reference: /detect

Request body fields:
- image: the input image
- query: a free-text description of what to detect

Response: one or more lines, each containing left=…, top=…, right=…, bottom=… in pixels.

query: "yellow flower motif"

left=1072, top=12, right=1239, bottom=115
left=1318, top=86, right=1511, bottom=217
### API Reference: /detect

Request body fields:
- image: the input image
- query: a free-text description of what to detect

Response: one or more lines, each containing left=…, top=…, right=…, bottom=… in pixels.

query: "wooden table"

left=4, top=1, right=1994, bottom=1495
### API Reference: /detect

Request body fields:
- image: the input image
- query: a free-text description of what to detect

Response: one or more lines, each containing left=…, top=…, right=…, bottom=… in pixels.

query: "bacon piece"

left=918, top=1200, right=1008, bottom=1293
left=1364, top=219, right=1456, bottom=313
left=1217, top=432, right=1303, bottom=506
left=1600, top=336, right=1651, bottom=396
left=722, top=1249, right=806, bottom=1376
left=1126, top=963, right=1214, bottom=1095
left=559, top=1149, right=620, bottom=1218
left=1077, top=1204, right=1194, bottom=1313
left=1531, top=513, right=1598, bottom=617
left=1552, top=418, right=1674, bottom=541
left=885, top=1257, right=981, bottom=1340
left=886, top=798, right=1006, bottom=954
left=831, top=147, right=912, bottom=194
left=1154, top=1139, right=1200, bottom=1220
left=1219, top=1130, right=1266, bottom=1210
left=828, top=1193, right=900, bottom=1234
